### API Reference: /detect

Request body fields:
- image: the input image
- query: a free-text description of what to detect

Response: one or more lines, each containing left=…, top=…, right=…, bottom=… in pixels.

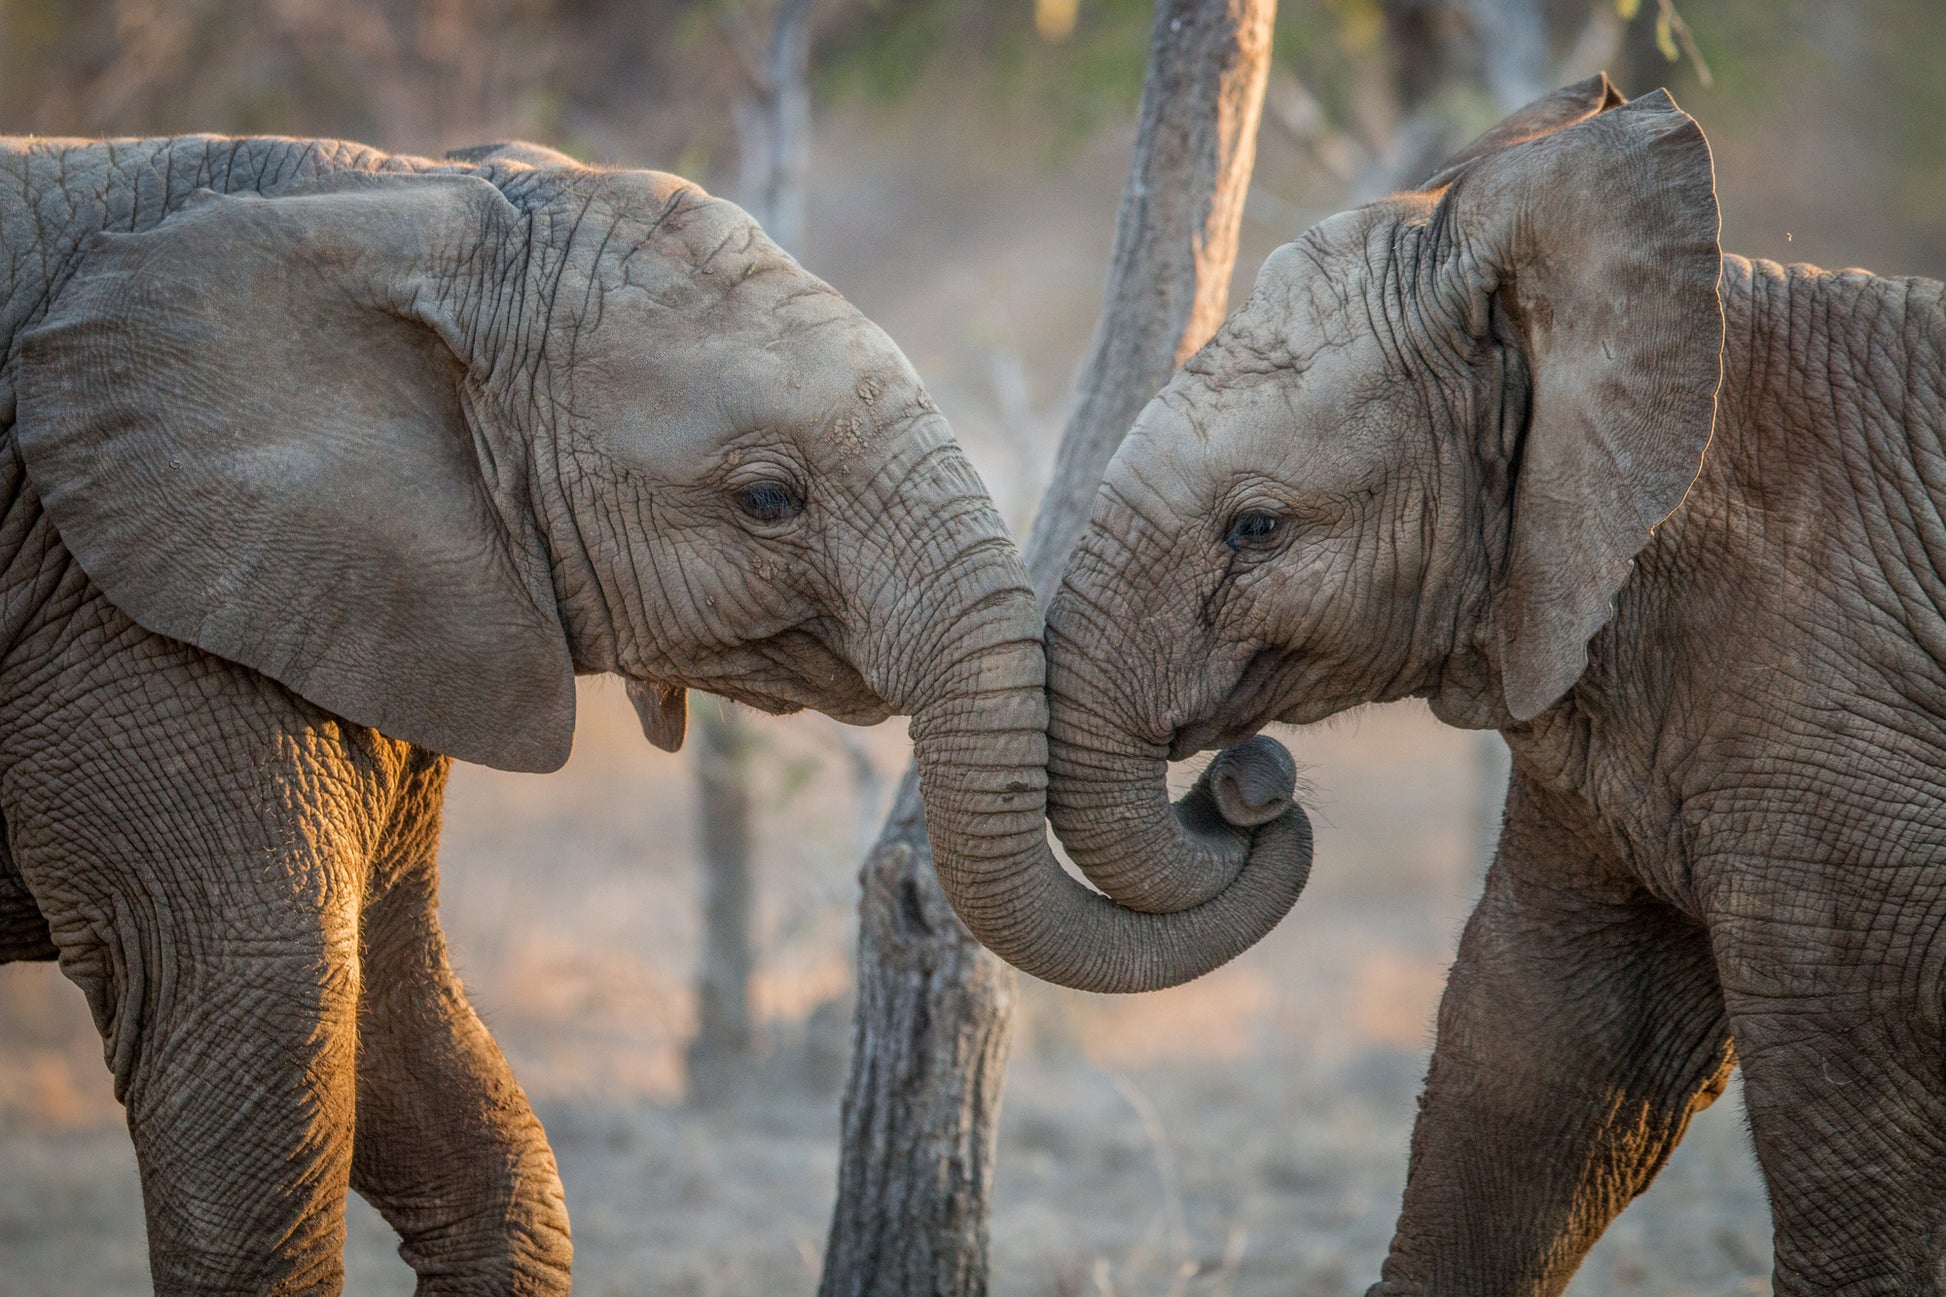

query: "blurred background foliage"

left=2, top=0, right=1940, bottom=276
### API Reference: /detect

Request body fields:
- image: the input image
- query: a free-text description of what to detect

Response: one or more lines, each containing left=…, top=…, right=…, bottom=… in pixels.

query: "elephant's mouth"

left=721, top=682, right=889, bottom=726
left=1169, top=716, right=1264, bottom=761
left=720, top=688, right=806, bottom=717
left=1166, top=649, right=1292, bottom=759
left=701, top=628, right=894, bottom=726
left=1166, top=644, right=1374, bottom=760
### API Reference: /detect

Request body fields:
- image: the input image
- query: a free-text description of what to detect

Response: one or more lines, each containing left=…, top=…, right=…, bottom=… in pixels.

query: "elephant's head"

left=14, top=160, right=943, bottom=764
left=10, top=147, right=1305, bottom=992
left=1044, top=79, right=1723, bottom=911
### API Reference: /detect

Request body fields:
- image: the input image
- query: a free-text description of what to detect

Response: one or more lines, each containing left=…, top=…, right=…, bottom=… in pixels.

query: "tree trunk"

left=815, top=770, right=1017, bottom=1295
left=1465, top=0, right=1550, bottom=110
left=685, top=700, right=758, bottom=1105
left=686, top=0, right=818, bottom=1107
left=819, top=3, right=1275, bottom=1291
left=733, top=0, right=815, bottom=258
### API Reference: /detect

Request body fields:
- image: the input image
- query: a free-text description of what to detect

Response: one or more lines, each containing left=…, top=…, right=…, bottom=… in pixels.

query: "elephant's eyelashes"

left=1225, top=510, right=1283, bottom=551
left=738, top=481, right=803, bottom=523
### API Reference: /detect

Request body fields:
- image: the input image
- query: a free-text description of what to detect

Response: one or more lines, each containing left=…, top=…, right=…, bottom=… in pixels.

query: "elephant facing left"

left=0, top=135, right=1067, bottom=1295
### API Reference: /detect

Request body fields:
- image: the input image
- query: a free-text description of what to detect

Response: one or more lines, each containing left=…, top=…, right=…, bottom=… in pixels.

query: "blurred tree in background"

left=685, top=0, right=817, bottom=1111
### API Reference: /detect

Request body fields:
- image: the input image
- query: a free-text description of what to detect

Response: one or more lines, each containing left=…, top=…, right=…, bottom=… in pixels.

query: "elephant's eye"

left=738, top=480, right=803, bottom=523
left=1225, top=510, right=1283, bottom=551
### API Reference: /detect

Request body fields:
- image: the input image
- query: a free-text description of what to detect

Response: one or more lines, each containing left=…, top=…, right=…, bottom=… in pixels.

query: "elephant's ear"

left=1440, top=88, right=1723, bottom=721
left=14, top=174, right=578, bottom=772
left=1419, top=72, right=1625, bottom=190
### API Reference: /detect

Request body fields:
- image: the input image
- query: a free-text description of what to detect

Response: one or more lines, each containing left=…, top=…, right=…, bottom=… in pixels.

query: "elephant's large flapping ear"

left=1419, top=72, right=1625, bottom=190
left=15, top=174, right=578, bottom=772
left=1439, top=87, right=1723, bottom=721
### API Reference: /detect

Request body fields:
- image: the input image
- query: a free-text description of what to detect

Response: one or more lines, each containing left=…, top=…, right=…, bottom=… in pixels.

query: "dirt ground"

left=0, top=689, right=1772, bottom=1296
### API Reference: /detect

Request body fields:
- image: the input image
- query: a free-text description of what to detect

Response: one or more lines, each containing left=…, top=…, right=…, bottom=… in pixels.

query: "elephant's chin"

left=716, top=677, right=890, bottom=726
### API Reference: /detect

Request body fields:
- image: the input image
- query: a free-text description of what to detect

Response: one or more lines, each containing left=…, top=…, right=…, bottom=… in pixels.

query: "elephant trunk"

left=1043, top=588, right=1309, bottom=918
left=893, top=559, right=1311, bottom=994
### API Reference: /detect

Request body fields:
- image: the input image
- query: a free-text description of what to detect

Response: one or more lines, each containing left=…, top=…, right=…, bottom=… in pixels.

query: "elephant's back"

left=0, top=135, right=447, bottom=433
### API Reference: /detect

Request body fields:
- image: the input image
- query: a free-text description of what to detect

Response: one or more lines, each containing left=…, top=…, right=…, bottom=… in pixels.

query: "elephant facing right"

left=1036, top=76, right=1946, bottom=1292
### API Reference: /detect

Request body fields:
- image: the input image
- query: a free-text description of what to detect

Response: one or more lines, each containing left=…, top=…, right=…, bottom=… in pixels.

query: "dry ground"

left=0, top=689, right=1772, bottom=1296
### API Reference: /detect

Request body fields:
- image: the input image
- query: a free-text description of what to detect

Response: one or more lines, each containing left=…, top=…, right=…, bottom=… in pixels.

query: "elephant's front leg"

left=120, top=924, right=361, bottom=1297
left=0, top=597, right=482, bottom=1294
left=1372, top=777, right=1734, bottom=1297
left=350, top=751, right=572, bottom=1295
left=4, top=692, right=375, bottom=1292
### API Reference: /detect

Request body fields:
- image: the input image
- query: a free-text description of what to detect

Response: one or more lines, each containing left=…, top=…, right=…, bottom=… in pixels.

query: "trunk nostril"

left=1203, top=735, right=1296, bottom=829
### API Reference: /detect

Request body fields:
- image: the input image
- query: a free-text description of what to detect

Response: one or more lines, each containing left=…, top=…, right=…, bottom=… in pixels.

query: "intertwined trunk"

left=819, top=3, right=1277, bottom=1291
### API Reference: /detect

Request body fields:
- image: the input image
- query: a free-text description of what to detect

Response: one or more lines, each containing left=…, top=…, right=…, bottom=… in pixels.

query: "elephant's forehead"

left=1238, top=211, right=1384, bottom=347
left=589, top=305, right=930, bottom=474
left=597, top=171, right=748, bottom=259
left=1138, top=343, right=1401, bottom=482
left=585, top=267, right=909, bottom=402
left=1253, top=213, right=1367, bottom=290
left=600, top=167, right=704, bottom=211
left=593, top=184, right=796, bottom=312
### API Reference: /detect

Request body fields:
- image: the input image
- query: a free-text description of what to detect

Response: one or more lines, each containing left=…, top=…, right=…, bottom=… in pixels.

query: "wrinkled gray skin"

left=0, top=136, right=1302, bottom=1295
left=1046, top=75, right=1946, bottom=1295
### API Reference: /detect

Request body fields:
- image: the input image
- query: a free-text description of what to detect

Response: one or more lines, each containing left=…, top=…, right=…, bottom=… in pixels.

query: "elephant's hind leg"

left=1713, top=864, right=1946, bottom=1295
left=350, top=751, right=572, bottom=1296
